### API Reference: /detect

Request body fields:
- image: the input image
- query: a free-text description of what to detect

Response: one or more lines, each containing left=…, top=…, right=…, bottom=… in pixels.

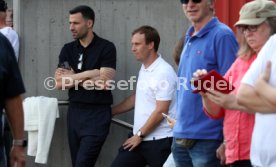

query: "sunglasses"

left=77, top=53, right=83, bottom=70
left=238, top=25, right=260, bottom=34
left=180, top=0, right=202, bottom=4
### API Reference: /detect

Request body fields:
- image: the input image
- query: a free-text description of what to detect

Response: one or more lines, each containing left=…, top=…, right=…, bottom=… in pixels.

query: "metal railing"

left=58, top=100, right=133, bottom=130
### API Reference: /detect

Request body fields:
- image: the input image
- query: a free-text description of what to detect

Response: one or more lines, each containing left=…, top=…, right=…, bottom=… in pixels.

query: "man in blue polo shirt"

left=172, top=0, right=238, bottom=166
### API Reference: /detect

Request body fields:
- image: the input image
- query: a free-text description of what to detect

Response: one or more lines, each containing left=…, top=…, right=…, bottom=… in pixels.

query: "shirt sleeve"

left=1, top=27, right=19, bottom=61
left=3, top=38, right=25, bottom=98
left=203, top=107, right=225, bottom=120
left=216, top=34, right=238, bottom=75
left=57, top=45, right=69, bottom=67
left=241, top=35, right=275, bottom=86
left=100, top=42, right=116, bottom=69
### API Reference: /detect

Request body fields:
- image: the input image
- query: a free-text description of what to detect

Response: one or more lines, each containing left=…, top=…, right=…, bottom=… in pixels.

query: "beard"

left=73, top=30, right=89, bottom=40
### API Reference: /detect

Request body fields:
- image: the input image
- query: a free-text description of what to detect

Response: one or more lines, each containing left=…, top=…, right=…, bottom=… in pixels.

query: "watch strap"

left=13, top=139, right=27, bottom=147
left=137, top=129, right=145, bottom=138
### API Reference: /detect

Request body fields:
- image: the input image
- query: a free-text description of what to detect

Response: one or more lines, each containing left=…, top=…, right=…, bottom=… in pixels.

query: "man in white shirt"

left=0, top=0, right=19, bottom=61
left=111, top=25, right=177, bottom=167
left=238, top=34, right=276, bottom=167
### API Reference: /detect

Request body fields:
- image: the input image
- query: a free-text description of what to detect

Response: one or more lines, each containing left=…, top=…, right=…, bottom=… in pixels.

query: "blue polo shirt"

left=173, top=17, right=238, bottom=140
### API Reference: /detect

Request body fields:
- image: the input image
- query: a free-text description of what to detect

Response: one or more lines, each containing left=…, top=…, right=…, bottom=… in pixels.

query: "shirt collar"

left=187, top=17, right=219, bottom=38
left=141, top=54, right=162, bottom=72
left=75, top=32, right=99, bottom=49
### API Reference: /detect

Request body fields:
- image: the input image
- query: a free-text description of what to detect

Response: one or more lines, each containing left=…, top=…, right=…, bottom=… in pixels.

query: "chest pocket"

left=195, top=45, right=216, bottom=70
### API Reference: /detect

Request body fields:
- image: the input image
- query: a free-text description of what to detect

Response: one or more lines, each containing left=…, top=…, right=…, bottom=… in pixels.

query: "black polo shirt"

left=0, top=33, right=25, bottom=141
left=58, top=33, right=116, bottom=105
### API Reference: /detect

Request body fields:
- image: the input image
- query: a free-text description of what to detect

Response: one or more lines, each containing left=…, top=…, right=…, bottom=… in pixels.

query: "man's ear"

left=148, top=41, right=154, bottom=50
left=209, top=0, right=215, bottom=11
left=87, top=19, right=94, bottom=28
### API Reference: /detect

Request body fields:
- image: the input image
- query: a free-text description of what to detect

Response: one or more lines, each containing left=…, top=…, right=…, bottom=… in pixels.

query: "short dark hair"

left=69, top=5, right=95, bottom=22
left=132, top=25, right=160, bottom=52
left=0, top=0, right=7, bottom=12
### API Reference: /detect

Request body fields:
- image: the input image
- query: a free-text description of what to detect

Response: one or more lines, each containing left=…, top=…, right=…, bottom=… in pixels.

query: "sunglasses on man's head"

left=180, top=0, right=202, bottom=4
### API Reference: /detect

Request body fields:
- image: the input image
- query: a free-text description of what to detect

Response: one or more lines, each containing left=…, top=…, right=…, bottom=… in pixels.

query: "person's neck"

left=192, top=15, right=213, bottom=35
left=0, top=20, right=6, bottom=29
left=143, top=52, right=158, bottom=69
left=79, top=31, right=94, bottom=48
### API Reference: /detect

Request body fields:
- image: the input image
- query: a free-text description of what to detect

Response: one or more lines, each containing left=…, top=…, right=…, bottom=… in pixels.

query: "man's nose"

left=70, top=24, right=74, bottom=31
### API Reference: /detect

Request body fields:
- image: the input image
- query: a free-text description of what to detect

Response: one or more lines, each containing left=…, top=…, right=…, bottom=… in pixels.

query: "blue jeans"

left=172, top=138, right=221, bottom=167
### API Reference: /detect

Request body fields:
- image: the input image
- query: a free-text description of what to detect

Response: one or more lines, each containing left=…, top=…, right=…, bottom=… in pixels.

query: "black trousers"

left=67, top=103, right=111, bottom=167
left=111, top=135, right=172, bottom=167
left=229, top=160, right=252, bottom=167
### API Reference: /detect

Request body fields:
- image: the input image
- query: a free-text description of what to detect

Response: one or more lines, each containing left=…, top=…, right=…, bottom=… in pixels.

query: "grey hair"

left=207, top=0, right=216, bottom=15
left=238, top=16, right=276, bottom=59
left=266, top=17, right=276, bottom=35
left=237, top=31, right=255, bottom=59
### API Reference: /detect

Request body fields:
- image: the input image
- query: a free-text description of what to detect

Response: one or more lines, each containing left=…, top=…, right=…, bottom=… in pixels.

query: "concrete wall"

left=14, top=0, right=190, bottom=166
left=5, top=0, right=12, bottom=9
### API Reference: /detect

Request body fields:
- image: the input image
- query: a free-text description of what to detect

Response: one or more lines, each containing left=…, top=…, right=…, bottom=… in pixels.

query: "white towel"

left=23, top=97, right=39, bottom=131
left=23, top=96, right=59, bottom=164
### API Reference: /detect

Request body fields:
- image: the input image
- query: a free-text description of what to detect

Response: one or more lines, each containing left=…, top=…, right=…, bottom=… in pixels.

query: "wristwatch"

left=13, top=139, right=27, bottom=147
left=136, top=129, right=145, bottom=138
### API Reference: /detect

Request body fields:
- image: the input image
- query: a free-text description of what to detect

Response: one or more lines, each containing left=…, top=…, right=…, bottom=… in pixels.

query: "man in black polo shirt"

left=0, top=33, right=26, bottom=167
left=54, top=5, right=116, bottom=167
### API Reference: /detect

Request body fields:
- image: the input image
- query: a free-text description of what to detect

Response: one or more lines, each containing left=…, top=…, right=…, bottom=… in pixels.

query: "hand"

left=199, top=91, right=208, bottom=98
left=55, top=68, right=63, bottom=77
left=122, top=135, right=142, bottom=151
left=10, top=146, right=26, bottom=167
left=167, top=117, right=176, bottom=129
left=261, top=60, right=271, bottom=82
left=55, top=68, right=75, bottom=76
left=100, top=67, right=115, bottom=80
left=256, top=61, right=271, bottom=90
left=192, top=69, right=208, bottom=79
left=205, top=89, right=236, bottom=110
left=191, top=69, right=208, bottom=90
left=216, top=143, right=226, bottom=166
